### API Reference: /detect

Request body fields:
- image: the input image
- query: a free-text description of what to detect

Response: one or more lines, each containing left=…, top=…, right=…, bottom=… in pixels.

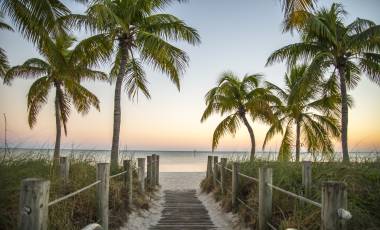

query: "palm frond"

left=212, top=113, right=240, bottom=151
left=138, top=31, right=189, bottom=90
left=142, top=13, right=201, bottom=45
left=278, top=121, right=293, bottom=161
left=27, top=76, right=51, bottom=127
left=124, top=58, right=151, bottom=100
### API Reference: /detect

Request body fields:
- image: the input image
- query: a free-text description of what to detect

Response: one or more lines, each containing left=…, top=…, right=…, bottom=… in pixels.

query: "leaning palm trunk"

left=338, top=65, right=350, bottom=163
left=111, top=38, right=129, bottom=170
left=53, top=86, right=61, bottom=167
left=240, top=110, right=256, bottom=161
left=295, top=121, right=301, bottom=162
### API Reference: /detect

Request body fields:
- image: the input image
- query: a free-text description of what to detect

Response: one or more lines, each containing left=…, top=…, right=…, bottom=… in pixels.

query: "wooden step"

left=149, top=190, right=216, bottom=230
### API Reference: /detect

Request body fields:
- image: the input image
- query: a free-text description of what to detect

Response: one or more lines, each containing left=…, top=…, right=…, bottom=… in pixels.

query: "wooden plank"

left=149, top=190, right=216, bottom=230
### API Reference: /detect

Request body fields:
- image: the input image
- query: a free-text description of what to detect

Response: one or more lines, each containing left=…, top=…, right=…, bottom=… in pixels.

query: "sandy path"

left=121, top=172, right=244, bottom=230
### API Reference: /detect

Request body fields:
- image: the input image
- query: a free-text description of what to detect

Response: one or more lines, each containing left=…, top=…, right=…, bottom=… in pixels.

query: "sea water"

left=2, top=148, right=379, bottom=172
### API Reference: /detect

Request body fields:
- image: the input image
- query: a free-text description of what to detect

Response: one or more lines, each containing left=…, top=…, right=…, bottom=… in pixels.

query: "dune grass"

left=0, top=150, right=151, bottom=230
left=201, top=159, right=380, bottom=230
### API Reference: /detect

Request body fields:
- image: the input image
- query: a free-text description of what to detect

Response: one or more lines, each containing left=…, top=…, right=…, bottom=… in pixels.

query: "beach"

left=122, top=172, right=244, bottom=230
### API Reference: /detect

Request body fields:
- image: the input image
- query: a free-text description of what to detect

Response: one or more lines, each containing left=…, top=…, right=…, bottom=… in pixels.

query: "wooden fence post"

left=152, top=154, right=157, bottom=187
left=302, top=161, right=312, bottom=197
left=18, top=178, right=50, bottom=230
left=321, top=182, right=347, bottom=230
left=207, top=156, right=212, bottom=178
left=147, top=156, right=152, bottom=189
left=213, top=156, right=219, bottom=188
left=155, top=155, right=160, bottom=185
left=60, top=156, right=69, bottom=185
left=123, top=160, right=128, bottom=188
left=137, top=158, right=145, bottom=193
left=96, top=163, right=110, bottom=230
left=232, top=162, right=239, bottom=208
left=125, top=160, right=133, bottom=205
left=220, top=158, right=227, bottom=194
left=259, top=167, right=273, bottom=230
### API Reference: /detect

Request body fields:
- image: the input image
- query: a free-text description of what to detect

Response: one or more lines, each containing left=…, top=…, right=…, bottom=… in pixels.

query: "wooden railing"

left=206, top=156, right=352, bottom=230
left=18, top=154, right=160, bottom=230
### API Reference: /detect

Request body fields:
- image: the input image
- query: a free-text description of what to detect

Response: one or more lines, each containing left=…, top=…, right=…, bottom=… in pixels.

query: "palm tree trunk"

left=295, top=120, right=301, bottom=162
left=240, top=112, right=256, bottom=161
left=111, top=37, right=129, bottom=170
left=53, top=85, right=61, bottom=168
left=338, top=65, right=350, bottom=163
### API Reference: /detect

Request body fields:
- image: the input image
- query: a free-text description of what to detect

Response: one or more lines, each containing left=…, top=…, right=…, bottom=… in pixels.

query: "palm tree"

left=1, top=0, right=72, bottom=48
left=263, top=65, right=340, bottom=161
left=266, top=3, right=380, bottom=163
left=68, top=0, right=200, bottom=169
left=201, top=72, right=279, bottom=161
left=3, top=34, right=109, bottom=165
left=0, top=12, right=14, bottom=77
left=280, top=0, right=316, bottom=31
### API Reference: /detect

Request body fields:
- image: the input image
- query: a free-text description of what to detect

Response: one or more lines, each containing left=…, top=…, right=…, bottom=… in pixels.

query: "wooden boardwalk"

left=149, top=190, right=216, bottom=230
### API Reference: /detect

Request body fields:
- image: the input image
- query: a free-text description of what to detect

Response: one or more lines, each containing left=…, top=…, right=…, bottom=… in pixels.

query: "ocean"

left=2, top=148, right=379, bottom=172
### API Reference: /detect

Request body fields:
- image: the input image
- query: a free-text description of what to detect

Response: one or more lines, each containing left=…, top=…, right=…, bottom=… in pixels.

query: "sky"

left=0, top=0, right=379, bottom=152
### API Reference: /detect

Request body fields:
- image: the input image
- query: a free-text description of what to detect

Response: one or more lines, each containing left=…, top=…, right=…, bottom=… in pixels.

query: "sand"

left=120, top=172, right=246, bottom=230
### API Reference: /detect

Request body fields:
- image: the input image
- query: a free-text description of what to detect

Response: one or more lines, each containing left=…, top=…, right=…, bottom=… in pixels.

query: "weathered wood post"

left=321, top=182, right=347, bottom=230
left=302, top=161, right=312, bottom=197
left=259, top=167, right=273, bottom=230
left=220, top=158, right=227, bottom=194
left=18, top=178, right=50, bottom=230
left=213, top=156, right=219, bottom=188
left=155, top=155, right=160, bottom=185
left=147, top=155, right=152, bottom=189
left=207, top=156, right=212, bottom=178
left=123, top=160, right=128, bottom=188
left=137, top=158, right=145, bottom=193
left=126, top=160, right=133, bottom=205
left=231, top=162, right=239, bottom=208
left=152, top=154, right=157, bottom=187
left=59, top=156, right=70, bottom=185
left=96, top=163, right=110, bottom=230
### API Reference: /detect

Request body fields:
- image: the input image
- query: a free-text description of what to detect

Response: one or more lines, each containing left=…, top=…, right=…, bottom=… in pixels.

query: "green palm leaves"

left=201, top=72, right=279, bottom=161
left=3, top=34, right=107, bottom=162
left=0, top=13, right=13, bottom=77
left=67, top=0, right=200, bottom=168
left=263, top=65, right=340, bottom=161
left=267, top=3, right=380, bottom=162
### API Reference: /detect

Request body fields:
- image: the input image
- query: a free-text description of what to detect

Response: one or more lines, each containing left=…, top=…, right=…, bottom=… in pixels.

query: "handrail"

left=238, top=172, right=259, bottom=183
left=267, top=222, right=277, bottom=230
left=81, top=223, right=103, bottom=230
left=109, top=170, right=128, bottom=179
left=225, top=167, right=232, bottom=172
left=266, top=182, right=322, bottom=208
left=237, top=197, right=255, bottom=212
left=48, top=180, right=101, bottom=206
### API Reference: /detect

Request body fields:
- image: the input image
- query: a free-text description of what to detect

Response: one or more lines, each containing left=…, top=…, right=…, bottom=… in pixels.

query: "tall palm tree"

left=201, top=72, right=279, bottom=161
left=263, top=65, right=340, bottom=161
left=0, top=12, right=14, bottom=77
left=3, top=34, right=109, bottom=164
left=68, top=0, right=200, bottom=169
left=266, top=3, right=380, bottom=163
